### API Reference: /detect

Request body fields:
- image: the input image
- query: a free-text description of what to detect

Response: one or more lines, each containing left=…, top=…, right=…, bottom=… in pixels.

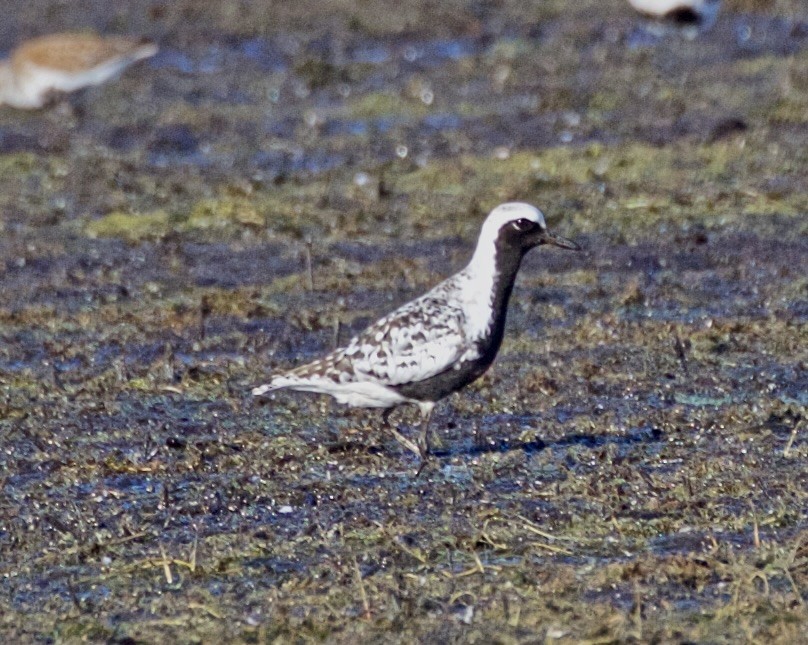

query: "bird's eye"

left=511, top=218, right=534, bottom=231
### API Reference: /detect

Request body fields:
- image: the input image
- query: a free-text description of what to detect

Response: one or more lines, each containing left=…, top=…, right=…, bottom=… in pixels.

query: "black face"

left=496, top=218, right=543, bottom=252
left=497, top=218, right=580, bottom=253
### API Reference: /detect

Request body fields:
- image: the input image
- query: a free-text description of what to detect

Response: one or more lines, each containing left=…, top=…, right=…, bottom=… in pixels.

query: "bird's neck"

left=461, top=237, right=525, bottom=343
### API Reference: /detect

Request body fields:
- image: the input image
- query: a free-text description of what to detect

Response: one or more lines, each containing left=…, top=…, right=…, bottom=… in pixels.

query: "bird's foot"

left=414, top=453, right=430, bottom=478
left=413, top=428, right=433, bottom=477
left=418, top=432, right=429, bottom=457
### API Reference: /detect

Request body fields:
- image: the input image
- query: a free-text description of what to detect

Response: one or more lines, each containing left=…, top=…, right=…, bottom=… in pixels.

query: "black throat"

left=482, top=233, right=531, bottom=363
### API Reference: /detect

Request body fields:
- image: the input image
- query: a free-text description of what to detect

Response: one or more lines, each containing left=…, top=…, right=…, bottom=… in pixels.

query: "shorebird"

left=0, top=32, right=157, bottom=109
left=626, top=0, right=721, bottom=30
left=252, top=202, right=580, bottom=461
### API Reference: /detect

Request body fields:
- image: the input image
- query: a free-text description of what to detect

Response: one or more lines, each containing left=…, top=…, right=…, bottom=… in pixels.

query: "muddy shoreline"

left=1, top=0, right=807, bottom=642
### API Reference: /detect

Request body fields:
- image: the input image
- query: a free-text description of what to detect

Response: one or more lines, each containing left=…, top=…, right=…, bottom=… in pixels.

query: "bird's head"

left=481, top=202, right=580, bottom=255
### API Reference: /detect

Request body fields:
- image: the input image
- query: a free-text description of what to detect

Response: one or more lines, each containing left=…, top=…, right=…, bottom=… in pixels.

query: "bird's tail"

left=251, top=383, right=273, bottom=397
left=251, top=380, right=280, bottom=397
left=129, top=41, right=159, bottom=63
left=251, top=374, right=307, bottom=397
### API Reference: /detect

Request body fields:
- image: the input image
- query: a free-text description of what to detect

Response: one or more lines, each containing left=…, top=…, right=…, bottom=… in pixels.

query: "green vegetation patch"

left=86, top=209, right=173, bottom=241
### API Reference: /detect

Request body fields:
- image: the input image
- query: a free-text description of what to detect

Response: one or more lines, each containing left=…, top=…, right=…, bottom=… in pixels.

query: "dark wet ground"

left=1, top=0, right=807, bottom=642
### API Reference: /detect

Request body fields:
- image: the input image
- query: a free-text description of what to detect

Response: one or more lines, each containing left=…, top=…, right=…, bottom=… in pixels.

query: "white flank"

left=253, top=378, right=409, bottom=408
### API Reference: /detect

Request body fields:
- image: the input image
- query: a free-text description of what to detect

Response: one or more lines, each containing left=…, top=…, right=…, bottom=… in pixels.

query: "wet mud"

left=0, top=0, right=807, bottom=642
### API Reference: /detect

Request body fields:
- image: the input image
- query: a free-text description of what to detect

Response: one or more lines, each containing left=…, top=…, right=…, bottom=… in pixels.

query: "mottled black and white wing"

left=343, top=295, right=477, bottom=386
left=256, top=289, right=479, bottom=395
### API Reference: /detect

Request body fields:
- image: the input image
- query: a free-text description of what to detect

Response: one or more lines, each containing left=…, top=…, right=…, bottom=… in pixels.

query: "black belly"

left=393, top=274, right=514, bottom=403
left=391, top=356, right=493, bottom=402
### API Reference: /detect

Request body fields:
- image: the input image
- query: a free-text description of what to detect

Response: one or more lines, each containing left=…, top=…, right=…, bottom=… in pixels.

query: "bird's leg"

left=473, top=419, right=485, bottom=449
left=414, top=406, right=435, bottom=477
left=417, top=403, right=436, bottom=459
left=380, top=408, right=421, bottom=458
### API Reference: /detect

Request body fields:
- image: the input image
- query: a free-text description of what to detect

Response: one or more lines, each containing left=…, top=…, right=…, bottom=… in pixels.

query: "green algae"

left=346, top=91, right=431, bottom=119
left=187, top=196, right=265, bottom=229
left=84, top=193, right=314, bottom=241
left=86, top=209, right=173, bottom=241
left=379, top=137, right=805, bottom=244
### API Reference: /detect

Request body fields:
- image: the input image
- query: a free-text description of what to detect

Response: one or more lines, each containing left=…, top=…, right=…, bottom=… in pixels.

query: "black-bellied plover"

left=626, top=0, right=720, bottom=30
left=0, top=33, right=157, bottom=109
left=253, top=202, right=580, bottom=460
